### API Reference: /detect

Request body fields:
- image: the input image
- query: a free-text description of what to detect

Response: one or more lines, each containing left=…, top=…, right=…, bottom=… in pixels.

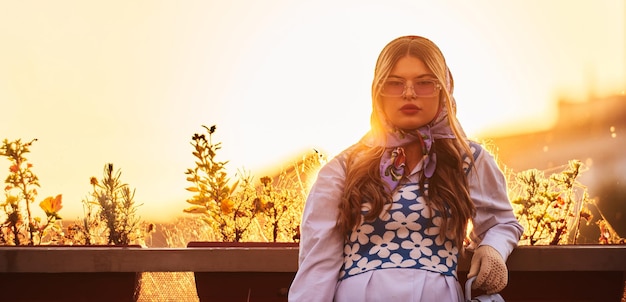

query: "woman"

left=289, top=35, right=523, bottom=302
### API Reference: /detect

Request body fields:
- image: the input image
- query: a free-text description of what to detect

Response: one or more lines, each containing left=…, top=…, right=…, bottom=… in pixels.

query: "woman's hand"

left=467, top=245, right=508, bottom=294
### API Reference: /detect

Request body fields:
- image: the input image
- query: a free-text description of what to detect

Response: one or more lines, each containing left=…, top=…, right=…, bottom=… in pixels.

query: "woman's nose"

left=403, top=85, right=417, bottom=99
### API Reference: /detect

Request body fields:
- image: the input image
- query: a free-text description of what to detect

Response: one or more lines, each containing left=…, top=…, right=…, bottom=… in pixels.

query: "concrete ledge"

left=0, top=246, right=299, bottom=273
left=0, top=244, right=624, bottom=273
left=1, top=245, right=624, bottom=301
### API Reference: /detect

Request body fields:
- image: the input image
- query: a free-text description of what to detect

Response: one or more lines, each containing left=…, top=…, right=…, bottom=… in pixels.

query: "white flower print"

left=408, top=196, right=433, bottom=219
left=424, top=216, right=442, bottom=236
left=463, top=145, right=477, bottom=170
left=463, top=157, right=471, bottom=172
left=350, top=224, right=374, bottom=245
left=421, top=183, right=429, bottom=198
left=393, top=184, right=420, bottom=202
left=369, top=231, right=399, bottom=258
left=437, top=241, right=458, bottom=267
left=339, top=270, right=346, bottom=279
left=419, top=255, right=449, bottom=273
left=348, top=257, right=382, bottom=275
left=381, top=253, right=417, bottom=268
left=344, top=243, right=362, bottom=268
left=379, top=211, right=391, bottom=221
left=378, top=203, right=396, bottom=221
left=401, top=232, right=433, bottom=259
left=389, top=202, right=403, bottom=211
left=385, top=211, right=422, bottom=238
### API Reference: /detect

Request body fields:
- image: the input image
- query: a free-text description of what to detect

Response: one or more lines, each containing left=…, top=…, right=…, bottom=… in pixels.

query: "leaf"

left=185, top=197, right=208, bottom=206
left=183, top=206, right=208, bottom=215
left=228, top=180, right=240, bottom=195
left=186, top=186, right=199, bottom=192
left=201, top=216, right=212, bottom=225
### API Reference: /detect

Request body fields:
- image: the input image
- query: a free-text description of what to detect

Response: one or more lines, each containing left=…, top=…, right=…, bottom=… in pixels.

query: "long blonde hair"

left=337, top=36, right=475, bottom=251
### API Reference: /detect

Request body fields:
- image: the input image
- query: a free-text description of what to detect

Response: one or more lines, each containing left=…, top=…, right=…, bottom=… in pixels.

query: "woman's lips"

left=400, top=104, right=421, bottom=114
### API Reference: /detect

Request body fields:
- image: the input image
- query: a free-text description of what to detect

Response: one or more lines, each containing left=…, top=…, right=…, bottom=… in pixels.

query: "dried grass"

left=136, top=272, right=199, bottom=302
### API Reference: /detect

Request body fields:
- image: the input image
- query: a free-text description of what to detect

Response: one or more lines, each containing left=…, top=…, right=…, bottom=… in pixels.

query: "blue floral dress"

left=340, top=182, right=458, bottom=280
left=289, top=142, right=523, bottom=302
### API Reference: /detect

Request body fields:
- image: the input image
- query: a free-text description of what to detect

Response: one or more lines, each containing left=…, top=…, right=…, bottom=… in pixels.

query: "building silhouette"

left=480, top=94, right=626, bottom=239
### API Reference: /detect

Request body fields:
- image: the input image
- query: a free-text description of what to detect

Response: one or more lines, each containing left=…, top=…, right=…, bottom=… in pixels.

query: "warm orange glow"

left=0, top=1, right=623, bottom=222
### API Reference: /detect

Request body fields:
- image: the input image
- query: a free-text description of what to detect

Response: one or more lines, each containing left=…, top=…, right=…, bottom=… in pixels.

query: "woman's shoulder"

left=465, top=139, right=505, bottom=163
left=463, top=139, right=508, bottom=176
left=462, top=140, right=497, bottom=174
left=321, top=142, right=361, bottom=173
left=461, top=140, right=485, bottom=163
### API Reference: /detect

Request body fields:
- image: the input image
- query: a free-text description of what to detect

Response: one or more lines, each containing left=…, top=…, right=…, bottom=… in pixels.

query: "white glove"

left=467, top=245, right=508, bottom=294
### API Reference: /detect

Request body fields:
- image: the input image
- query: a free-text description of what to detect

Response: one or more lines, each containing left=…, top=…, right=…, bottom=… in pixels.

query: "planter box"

left=0, top=272, right=139, bottom=302
left=457, top=245, right=626, bottom=302
left=0, top=245, right=142, bottom=302
left=187, top=243, right=625, bottom=302
left=0, top=244, right=623, bottom=301
left=187, top=242, right=299, bottom=302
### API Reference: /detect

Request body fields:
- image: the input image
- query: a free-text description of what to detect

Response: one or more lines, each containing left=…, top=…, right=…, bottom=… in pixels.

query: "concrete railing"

left=0, top=244, right=624, bottom=301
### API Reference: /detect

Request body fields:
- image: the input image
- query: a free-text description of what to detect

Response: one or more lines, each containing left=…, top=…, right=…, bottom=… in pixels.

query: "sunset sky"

left=1, top=0, right=624, bottom=222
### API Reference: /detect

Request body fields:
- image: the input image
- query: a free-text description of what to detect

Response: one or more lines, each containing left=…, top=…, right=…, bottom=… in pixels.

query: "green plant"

left=183, top=125, right=326, bottom=243
left=96, top=163, right=143, bottom=245
left=66, top=164, right=144, bottom=245
left=70, top=176, right=102, bottom=245
left=256, top=175, right=296, bottom=242
left=0, top=138, right=40, bottom=245
left=510, top=160, right=595, bottom=245
left=35, top=194, right=65, bottom=244
left=184, top=125, right=257, bottom=242
left=256, top=150, right=326, bottom=242
left=0, top=138, right=64, bottom=245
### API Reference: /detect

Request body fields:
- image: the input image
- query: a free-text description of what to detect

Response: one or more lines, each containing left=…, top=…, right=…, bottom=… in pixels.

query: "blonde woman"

left=289, top=35, right=523, bottom=302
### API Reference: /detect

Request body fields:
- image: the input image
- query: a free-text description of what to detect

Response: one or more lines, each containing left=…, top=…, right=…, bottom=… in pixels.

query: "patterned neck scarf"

left=361, top=74, right=464, bottom=193
left=377, top=105, right=455, bottom=192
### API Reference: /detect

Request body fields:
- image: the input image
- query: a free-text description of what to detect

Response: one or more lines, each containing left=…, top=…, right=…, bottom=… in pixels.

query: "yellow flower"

left=260, top=176, right=272, bottom=186
left=220, top=199, right=234, bottom=215
left=40, top=194, right=63, bottom=216
left=6, top=195, right=18, bottom=205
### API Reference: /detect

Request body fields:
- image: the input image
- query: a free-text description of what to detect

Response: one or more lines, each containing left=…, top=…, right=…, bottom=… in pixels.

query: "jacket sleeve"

left=288, top=156, right=346, bottom=302
left=468, top=146, right=524, bottom=261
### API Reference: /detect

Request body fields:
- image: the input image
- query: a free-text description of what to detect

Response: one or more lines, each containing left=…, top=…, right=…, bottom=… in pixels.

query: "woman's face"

left=380, top=56, right=441, bottom=131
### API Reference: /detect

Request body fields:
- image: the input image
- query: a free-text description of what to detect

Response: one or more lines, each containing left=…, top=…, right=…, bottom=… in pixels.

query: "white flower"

left=389, top=202, right=403, bottom=211
left=401, top=232, right=433, bottom=259
left=381, top=253, right=417, bottom=268
left=419, top=255, right=449, bottom=273
left=463, top=145, right=477, bottom=172
left=348, top=257, right=382, bottom=275
left=385, top=211, right=422, bottom=238
left=425, top=216, right=447, bottom=245
left=344, top=243, right=362, bottom=268
left=378, top=203, right=394, bottom=221
left=350, top=224, right=374, bottom=245
left=369, top=231, right=399, bottom=258
left=437, top=241, right=458, bottom=267
left=393, top=184, right=420, bottom=202
left=424, top=216, right=442, bottom=236
left=408, top=196, right=432, bottom=218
